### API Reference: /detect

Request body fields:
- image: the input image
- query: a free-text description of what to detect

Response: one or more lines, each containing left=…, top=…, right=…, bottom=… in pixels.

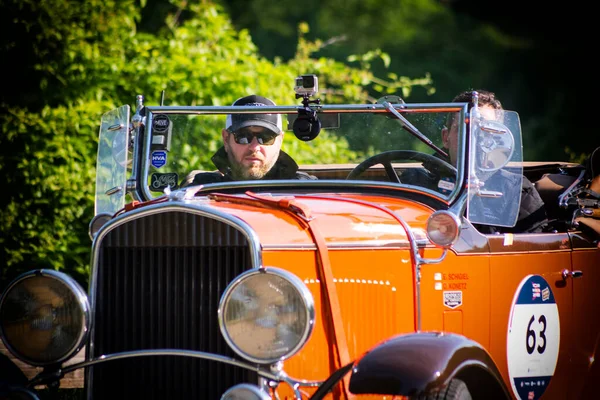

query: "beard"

left=228, top=151, right=277, bottom=180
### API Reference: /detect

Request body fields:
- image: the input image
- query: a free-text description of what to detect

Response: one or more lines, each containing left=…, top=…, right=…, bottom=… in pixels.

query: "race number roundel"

left=507, top=275, right=559, bottom=400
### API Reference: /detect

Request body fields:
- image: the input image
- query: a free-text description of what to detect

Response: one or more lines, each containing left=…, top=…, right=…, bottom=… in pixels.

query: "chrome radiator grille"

left=89, top=210, right=257, bottom=399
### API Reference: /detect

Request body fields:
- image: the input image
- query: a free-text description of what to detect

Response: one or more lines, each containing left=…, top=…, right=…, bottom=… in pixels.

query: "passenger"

left=573, top=147, right=600, bottom=241
left=183, top=95, right=316, bottom=185
left=442, top=90, right=549, bottom=233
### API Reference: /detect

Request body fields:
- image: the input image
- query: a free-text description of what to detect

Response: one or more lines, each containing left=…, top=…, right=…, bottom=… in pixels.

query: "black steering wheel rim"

left=346, top=150, right=456, bottom=182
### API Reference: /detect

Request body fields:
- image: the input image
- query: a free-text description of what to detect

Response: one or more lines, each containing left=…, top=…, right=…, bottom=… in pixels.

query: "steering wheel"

left=346, top=150, right=457, bottom=183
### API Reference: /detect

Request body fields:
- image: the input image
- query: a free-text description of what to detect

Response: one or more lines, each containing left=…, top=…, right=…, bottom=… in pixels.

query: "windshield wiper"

left=381, top=101, right=449, bottom=159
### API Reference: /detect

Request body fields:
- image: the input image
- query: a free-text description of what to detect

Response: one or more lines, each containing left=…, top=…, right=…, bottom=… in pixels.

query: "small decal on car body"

left=507, top=275, right=559, bottom=400
left=443, top=290, right=462, bottom=308
left=441, top=272, right=469, bottom=290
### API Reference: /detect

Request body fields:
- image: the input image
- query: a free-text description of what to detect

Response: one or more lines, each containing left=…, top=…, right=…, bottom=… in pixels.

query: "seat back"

left=574, top=147, right=600, bottom=236
left=588, top=147, right=600, bottom=178
left=587, top=147, right=600, bottom=193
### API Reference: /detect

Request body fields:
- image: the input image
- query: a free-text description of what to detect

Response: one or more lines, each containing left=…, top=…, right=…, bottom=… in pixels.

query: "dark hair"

left=446, top=89, right=503, bottom=128
left=452, top=89, right=503, bottom=111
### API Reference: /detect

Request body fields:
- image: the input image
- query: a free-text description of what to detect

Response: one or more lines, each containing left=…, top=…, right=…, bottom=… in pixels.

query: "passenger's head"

left=442, top=89, right=503, bottom=166
left=222, top=95, right=284, bottom=180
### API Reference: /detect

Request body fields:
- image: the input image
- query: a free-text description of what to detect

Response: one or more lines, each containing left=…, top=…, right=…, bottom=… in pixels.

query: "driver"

left=182, top=95, right=316, bottom=186
left=443, top=90, right=549, bottom=234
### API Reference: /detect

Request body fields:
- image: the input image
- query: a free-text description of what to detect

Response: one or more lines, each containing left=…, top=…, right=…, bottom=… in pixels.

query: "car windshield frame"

left=95, top=100, right=524, bottom=228
left=140, top=103, right=468, bottom=199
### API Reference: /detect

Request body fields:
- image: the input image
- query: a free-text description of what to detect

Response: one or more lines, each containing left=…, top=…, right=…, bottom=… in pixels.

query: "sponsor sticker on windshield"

left=152, top=150, right=167, bottom=168
left=152, top=114, right=170, bottom=133
left=150, top=172, right=178, bottom=192
left=437, top=177, right=455, bottom=194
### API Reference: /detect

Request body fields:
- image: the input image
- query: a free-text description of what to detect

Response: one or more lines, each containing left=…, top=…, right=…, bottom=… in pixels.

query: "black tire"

left=411, top=379, right=472, bottom=400
left=0, top=353, right=27, bottom=385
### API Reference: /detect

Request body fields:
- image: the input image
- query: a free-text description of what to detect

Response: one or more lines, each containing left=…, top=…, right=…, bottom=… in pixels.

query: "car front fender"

left=348, top=332, right=511, bottom=399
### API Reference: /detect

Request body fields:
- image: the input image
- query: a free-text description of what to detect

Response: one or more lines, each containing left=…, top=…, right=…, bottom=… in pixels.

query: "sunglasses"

left=229, top=128, right=278, bottom=146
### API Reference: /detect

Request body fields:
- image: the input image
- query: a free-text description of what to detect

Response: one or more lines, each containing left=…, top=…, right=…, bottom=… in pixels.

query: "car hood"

left=194, top=192, right=434, bottom=247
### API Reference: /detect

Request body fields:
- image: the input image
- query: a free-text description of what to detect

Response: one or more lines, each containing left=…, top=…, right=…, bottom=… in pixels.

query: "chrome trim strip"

left=129, top=98, right=142, bottom=202
left=87, top=202, right=263, bottom=391
left=140, top=111, right=154, bottom=201
left=39, top=349, right=326, bottom=400
left=262, top=241, right=433, bottom=250
left=46, top=349, right=279, bottom=383
left=190, top=179, right=449, bottom=201
left=145, top=103, right=465, bottom=114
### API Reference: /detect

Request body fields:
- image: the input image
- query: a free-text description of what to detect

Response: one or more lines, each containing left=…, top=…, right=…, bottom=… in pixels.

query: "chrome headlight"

left=221, top=384, right=270, bottom=400
left=218, top=267, right=315, bottom=364
left=426, top=210, right=461, bottom=248
left=0, top=269, right=89, bottom=366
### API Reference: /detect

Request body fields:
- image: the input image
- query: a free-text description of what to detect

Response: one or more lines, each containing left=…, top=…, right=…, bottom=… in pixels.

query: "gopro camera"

left=294, top=74, right=318, bottom=97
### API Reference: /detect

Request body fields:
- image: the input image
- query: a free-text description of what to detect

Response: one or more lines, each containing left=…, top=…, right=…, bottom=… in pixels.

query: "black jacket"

left=182, top=146, right=317, bottom=186
left=470, top=169, right=549, bottom=234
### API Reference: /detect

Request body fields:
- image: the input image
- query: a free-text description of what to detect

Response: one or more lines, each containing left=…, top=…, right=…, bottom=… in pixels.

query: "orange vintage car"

left=1, top=83, right=599, bottom=400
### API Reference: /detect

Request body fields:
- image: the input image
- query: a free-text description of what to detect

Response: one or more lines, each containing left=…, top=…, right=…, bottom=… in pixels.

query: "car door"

left=568, top=231, right=600, bottom=398
left=488, top=232, right=572, bottom=400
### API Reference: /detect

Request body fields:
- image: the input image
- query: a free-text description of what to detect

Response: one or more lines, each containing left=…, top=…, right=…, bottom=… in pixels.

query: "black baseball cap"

left=225, top=95, right=282, bottom=135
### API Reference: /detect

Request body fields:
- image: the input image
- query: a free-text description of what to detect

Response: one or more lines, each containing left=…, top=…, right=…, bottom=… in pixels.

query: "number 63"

left=526, top=314, right=547, bottom=354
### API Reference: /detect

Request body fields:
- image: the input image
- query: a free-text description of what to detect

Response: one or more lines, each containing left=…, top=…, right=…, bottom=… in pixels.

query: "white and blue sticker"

left=443, top=290, right=462, bottom=309
left=507, top=275, right=559, bottom=400
left=437, top=177, right=455, bottom=195
left=151, top=150, right=167, bottom=168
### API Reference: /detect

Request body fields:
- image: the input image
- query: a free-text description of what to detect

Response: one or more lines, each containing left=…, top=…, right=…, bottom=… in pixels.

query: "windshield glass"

left=467, top=109, right=523, bottom=227
left=142, top=105, right=462, bottom=199
left=95, top=105, right=130, bottom=216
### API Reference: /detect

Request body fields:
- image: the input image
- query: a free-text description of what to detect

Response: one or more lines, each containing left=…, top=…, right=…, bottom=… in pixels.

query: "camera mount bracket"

left=293, top=94, right=321, bottom=141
